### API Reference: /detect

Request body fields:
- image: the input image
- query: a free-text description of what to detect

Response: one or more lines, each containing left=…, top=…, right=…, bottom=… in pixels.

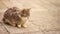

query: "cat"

left=3, top=7, right=30, bottom=28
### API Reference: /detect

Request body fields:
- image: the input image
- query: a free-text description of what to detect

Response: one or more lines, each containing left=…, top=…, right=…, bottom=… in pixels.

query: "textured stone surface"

left=44, top=30, right=60, bottom=34
left=0, top=0, right=60, bottom=34
left=0, top=23, right=8, bottom=34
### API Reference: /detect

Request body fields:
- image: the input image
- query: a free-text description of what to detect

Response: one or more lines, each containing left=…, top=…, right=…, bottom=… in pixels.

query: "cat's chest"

left=21, top=17, right=28, bottom=22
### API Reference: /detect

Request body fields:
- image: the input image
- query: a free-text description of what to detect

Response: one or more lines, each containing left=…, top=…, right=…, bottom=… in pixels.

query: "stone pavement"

left=0, top=0, right=60, bottom=34
left=0, top=20, right=60, bottom=34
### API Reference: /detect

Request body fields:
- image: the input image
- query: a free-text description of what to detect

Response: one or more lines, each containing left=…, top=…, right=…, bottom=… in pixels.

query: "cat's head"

left=21, top=8, right=31, bottom=17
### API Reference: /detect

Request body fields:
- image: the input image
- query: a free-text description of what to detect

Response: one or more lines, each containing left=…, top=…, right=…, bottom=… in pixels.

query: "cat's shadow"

left=4, top=22, right=27, bottom=29
left=4, top=22, right=17, bottom=27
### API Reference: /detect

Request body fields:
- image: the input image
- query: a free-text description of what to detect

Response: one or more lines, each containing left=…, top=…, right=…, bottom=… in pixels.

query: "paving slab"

left=44, top=30, right=60, bottom=34
left=3, top=21, right=39, bottom=34
left=0, top=23, right=8, bottom=34
left=0, top=0, right=60, bottom=34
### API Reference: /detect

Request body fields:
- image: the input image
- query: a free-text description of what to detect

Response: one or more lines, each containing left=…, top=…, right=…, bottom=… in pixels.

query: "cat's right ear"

left=27, top=8, right=31, bottom=11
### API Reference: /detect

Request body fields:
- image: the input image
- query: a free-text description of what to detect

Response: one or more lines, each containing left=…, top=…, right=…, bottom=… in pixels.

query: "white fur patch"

left=18, top=25, right=21, bottom=27
left=21, top=17, right=28, bottom=22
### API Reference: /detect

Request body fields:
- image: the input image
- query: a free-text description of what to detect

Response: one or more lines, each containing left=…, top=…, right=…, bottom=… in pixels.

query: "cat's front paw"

left=17, top=25, right=21, bottom=28
left=21, top=25, right=27, bottom=28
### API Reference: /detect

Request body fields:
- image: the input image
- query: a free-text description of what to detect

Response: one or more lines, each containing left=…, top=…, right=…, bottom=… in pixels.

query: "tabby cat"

left=3, top=7, right=30, bottom=28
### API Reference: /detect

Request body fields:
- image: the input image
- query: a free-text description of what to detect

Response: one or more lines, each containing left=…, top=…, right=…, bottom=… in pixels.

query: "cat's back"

left=4, top=7, right=21, bottom=20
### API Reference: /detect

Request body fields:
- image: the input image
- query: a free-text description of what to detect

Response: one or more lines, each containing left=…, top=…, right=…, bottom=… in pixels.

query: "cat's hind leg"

left=3, top=18, right=16, bottom=27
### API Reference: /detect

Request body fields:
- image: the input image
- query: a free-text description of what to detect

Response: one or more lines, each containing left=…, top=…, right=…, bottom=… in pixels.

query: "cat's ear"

left=21, top=9, right=26, bottom=14
left=27, top=8, right=31, bottom=11
left=21, top=8, right=31, bottom=12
